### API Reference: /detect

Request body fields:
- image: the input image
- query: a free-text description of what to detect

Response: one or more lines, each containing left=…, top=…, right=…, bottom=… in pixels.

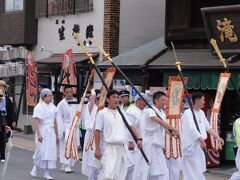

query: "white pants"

left=166, top=158, right=181, bottom=180
left=182, top=143, right=206, bottom=180
left=132, top=136, right=169, bottom=180
left=230, top=148, right=240, bottom=180
left=82, top=129, right=99, bottom=179
left=98, top=144, right=127, bottom=180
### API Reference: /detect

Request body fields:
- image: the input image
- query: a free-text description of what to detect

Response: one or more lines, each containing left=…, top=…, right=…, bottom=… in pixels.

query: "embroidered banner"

left=210, top=73, right=230, bottom=150
left=165, top=76, right=188, bottom=160
left=26, top=52, right=38, bottom=106
left=60, top=49, right=77, bottom=93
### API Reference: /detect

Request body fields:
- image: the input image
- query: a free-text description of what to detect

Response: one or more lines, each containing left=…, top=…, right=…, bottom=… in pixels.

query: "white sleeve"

left=95, top=111, right=104, bottom=132
left=56, top=103, right=64, bottom=137
left=183, top=110, right=201, bottom=141
left=146, top=108, right=157, bottom=119
left=203, top=111, right=211, bottom=130
left=33, top=105, right=42, bottom=119
left=125, top=113, right=136, bottom=126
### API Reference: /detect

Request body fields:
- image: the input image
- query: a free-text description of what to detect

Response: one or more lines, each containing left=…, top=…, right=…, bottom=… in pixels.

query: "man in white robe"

left=82, top=89, right=100, bottom=180
left=94, top=90, right=128, bottom=180
left=182, top=92, right=224, bottom=180
left=57, top=86, right=80, bottom=173
left=132, top=91, right=179, bottom=180
left=124, top=93, right=146, bottom=180
left=30, top=88, right=59, bottom=180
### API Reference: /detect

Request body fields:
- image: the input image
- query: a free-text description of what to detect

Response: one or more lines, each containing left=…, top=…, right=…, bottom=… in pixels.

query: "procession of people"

left=0, top=56, right=239, bottom=180
left=27, top=82, right=228, bottom=180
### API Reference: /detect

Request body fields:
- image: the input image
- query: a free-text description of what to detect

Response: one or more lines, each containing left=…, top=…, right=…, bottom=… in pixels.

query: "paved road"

left=2, top=147, right=87, bottom=180
left=0, top=145, right=230, bottom=180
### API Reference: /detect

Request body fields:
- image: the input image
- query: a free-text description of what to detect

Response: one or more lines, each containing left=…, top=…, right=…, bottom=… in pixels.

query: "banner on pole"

left=26, top=52, right=38, bottom=107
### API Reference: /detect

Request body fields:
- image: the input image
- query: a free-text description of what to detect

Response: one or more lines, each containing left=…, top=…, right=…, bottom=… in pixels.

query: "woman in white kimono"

left=30, top=88, right=59, bottom=180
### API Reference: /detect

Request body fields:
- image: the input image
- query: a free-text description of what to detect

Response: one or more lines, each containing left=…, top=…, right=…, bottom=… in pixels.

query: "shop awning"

left=152, top=49, right=240, bottom=90
left=37, top=52, right=99, bottom=64
left=162, top=70, right=240, bottom=90
left=98, top=37, right=167, bottom=69
left=148, top=49, right=240, bottom=70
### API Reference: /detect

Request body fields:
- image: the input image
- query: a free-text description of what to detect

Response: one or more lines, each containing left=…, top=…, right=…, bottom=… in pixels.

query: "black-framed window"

left=35, top=0, right=47, bottom=18
left=2, top=0, right=24, bottom=14
left=35, top=0, right=93, bottom=18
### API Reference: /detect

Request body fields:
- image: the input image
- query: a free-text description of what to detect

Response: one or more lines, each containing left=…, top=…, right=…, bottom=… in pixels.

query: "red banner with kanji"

left=26, top=52, right=38, bottom=106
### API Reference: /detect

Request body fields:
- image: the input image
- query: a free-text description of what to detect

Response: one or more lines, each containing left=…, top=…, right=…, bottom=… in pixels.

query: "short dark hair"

left=64, top=85, right=73, bottom=91
left=106, top=90, right=120, bottom=99
left=95, top=89, right=100, bottom=97
left=192, top=92, right=204, bottom=104
left=153, top=91, right=166, bottom=104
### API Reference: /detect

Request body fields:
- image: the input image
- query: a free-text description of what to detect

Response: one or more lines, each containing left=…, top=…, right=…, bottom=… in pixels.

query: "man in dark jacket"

left=0, top=80, right=17, bottom=129
left=0, top=80, right=16, bottom=162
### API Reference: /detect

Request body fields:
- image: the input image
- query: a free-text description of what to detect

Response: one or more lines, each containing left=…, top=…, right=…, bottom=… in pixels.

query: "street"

left=2, top=147, right=87, bottom=180
left=1, top=146, right=230, bottom=180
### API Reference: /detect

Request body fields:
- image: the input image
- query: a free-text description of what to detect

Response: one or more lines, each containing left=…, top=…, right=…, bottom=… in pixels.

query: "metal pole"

left=171, top=42, right=200, bottom=133
left=72, top=32, right=150, bottom=164
left=210, top=39, right=240, bottom=97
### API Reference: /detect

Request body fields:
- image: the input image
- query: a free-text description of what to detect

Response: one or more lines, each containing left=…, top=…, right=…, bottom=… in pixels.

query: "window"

left=35, top=0, right=93, bottom=18
left=35, top=0, right=47, bottom=18
left=2, top=0, right=24, bottom=13
left=75, top=0, right=93, bottom=14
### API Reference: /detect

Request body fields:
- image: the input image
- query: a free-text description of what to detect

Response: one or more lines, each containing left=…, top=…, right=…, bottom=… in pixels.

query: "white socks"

left=30, top=165, right=37, bottom=177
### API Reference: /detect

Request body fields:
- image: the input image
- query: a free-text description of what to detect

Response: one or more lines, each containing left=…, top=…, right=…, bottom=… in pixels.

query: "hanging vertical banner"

left=85, top=66, right=116, bottom=151
left=164, top=76, right=188, bottom=160
left=98, top=67, right=116, bottom=109
left=210, top=73, right=231, bottom=150
left=60, top=49, right=77, bottom=93
left=65, top=70, right=94, bottom=160
left=26, top=52, right=38, bottom=106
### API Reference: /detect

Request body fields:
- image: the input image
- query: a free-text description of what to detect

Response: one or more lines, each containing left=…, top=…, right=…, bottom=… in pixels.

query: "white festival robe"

left=95, top=108, right=128, bottom=180
left=82, top=102, right=99, bottom=179
left=32, top=102, right=58, bottom=169
left=124, top=105, right=145, bottom=180
left=181, top=109, right=210, bottom=180
left=132, top=106, right=169, bottom=180
left=57, top=98, right=80, bottom=167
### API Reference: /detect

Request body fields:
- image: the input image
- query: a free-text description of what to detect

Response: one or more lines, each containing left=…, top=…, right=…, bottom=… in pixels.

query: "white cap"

left=134, top=93, right=147, bottom=102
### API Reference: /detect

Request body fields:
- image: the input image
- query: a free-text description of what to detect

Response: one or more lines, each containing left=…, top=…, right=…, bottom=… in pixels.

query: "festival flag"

left=85, top=66, right=117, bottom=151
left=60, top=49, right=77, bottom=93
left=164, top=76, right=188, bottom=159
left=26, top=52, right=38, bottom=106
left=210, top=73, right=231, bottom=150
left=98, top=67, right=116, bottom=109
